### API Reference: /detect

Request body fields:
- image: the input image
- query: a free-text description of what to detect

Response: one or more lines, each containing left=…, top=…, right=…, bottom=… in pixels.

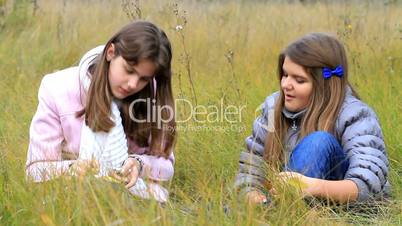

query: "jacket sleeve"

left=338, top=100, right=389, bottom=201
left=127, top=138, right=175, bottom=182
left=234, top=95, right=276, bottom=195
left=25, top=76, right=75, bottom=182
left=132, top=151, right=175, bottom=182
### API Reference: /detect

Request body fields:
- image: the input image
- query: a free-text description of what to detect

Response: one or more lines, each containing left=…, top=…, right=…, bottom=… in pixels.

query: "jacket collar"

left=78, top=45, right=105, bottom=92
left=345, top=85, right=353, bottom=98
left=282, top=108, right=307, bottom=120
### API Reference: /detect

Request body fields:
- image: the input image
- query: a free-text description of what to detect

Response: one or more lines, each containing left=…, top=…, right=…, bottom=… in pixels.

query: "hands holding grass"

left=109, top=158, right=141, bottom=188
left=246, top=190, right=269, bottom=204
left=246, top=171, right=315, bottom=205
left=69, top=158, right=141, bottom=188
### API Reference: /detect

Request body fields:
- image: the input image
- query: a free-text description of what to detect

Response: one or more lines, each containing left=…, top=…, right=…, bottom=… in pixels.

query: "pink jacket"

left=26, top=57, right=174, bottom=182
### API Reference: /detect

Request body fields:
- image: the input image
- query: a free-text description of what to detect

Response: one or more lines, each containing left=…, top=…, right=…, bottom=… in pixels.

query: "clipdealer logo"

left=128, top=98, right=247, bottom=131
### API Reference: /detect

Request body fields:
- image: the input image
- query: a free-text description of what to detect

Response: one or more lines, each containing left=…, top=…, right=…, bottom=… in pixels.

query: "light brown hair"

left=264, top=32, right=359, bottom=167
left=79, top=21, right=175, bottom=158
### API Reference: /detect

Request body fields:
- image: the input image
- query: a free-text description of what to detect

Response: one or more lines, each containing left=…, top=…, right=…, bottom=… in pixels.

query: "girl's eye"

left=296, top=79, right=305, bottom=84
left=140, top=77, right=152, bottom=82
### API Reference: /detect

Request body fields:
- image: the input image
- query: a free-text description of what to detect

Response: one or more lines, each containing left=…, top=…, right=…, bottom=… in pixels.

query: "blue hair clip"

left=322, top=65, right=344, bottom=79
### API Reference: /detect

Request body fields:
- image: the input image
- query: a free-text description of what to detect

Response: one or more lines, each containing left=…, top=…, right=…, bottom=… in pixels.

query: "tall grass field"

left=0, top=0, right=401, bottom=225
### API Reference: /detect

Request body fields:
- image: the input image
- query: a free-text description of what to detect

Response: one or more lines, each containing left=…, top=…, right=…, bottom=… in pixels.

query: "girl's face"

left=281, top=56, right=313, bottom=112
left=106, top=44, right=156, bottom=100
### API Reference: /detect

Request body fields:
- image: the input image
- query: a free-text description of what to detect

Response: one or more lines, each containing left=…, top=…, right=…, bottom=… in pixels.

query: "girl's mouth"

left=285, top=94, right=295, bottom=101
left=119, top=87, right=130, bottom=96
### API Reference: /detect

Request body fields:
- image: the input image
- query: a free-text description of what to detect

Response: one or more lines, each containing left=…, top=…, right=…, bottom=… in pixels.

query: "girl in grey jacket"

left=235, top=33, right=390, bottom=204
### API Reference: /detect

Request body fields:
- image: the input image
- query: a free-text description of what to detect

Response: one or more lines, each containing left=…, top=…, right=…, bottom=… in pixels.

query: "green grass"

left=1, top=0, right=401, bottom=225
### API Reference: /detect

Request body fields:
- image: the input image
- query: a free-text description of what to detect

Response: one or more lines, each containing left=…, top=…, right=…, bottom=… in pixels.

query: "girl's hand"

left=69, top=159, right=99, bottom=177
left=246, top=190, right=268, bottom=204
left=111, top=158, right=141, bottom=188
left=277, top=171, right=317, bottom=197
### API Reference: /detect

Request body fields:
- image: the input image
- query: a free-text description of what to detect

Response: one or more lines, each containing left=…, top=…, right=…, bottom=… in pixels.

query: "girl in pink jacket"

left=26, top=21, right=176, bottom=200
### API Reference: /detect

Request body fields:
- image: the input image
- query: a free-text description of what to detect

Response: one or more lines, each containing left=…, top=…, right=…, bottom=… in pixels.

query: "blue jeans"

left=284, top=131, right=349, bottom=180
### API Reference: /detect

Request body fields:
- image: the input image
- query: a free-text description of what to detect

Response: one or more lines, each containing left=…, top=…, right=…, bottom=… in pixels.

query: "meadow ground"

left=0, top=0, right=401, bottom=225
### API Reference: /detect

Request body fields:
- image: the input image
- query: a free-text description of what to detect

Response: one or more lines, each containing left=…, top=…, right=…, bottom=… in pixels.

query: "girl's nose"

left=127, top=77, right=139, bottom=90
left=281, top=76, right=292, bottom=90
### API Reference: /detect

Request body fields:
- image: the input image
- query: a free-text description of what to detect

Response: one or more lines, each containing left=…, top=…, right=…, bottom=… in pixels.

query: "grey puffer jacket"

left=235, top=87, right=390, bottom=202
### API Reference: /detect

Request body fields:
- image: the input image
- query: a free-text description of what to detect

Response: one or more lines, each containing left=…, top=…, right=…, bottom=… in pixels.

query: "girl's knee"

left=294, top=131, right=341, bottom=157
left=303, top=131, right=338, bottom=146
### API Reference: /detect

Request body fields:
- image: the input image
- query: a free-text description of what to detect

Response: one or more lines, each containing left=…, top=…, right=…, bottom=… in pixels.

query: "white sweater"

left=78, top=45, right=128, bottom=176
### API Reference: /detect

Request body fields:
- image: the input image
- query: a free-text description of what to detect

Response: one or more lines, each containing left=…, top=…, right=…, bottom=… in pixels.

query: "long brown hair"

left=264, top=32, right=359, bottom=167
left=79, top=21, right=175, bottom=158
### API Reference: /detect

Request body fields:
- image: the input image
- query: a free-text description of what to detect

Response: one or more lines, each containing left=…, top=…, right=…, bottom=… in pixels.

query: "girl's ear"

left=106, top=43, right=115, bottom=62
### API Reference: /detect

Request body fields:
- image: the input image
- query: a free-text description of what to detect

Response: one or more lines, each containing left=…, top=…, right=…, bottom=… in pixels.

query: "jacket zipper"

left=291, top=119, right=297, bottom=131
